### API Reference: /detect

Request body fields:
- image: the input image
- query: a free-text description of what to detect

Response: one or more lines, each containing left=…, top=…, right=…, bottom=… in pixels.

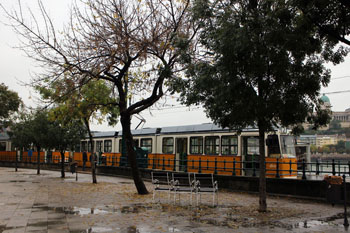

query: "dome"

left=320, top=94, right=330, bottom=103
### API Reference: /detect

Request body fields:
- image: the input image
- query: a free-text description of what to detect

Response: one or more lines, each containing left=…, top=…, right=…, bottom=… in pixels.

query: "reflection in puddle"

left=86, top=226, right=115, bottom=232
left=297, top=220, right=330, bottom=228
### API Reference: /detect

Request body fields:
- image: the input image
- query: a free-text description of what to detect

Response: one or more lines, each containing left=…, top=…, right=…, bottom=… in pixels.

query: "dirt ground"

left=0, top=167, right=349, bottom=232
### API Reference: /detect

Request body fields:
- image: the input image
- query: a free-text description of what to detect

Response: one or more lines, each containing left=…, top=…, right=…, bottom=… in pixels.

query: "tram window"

left=74, top=143, right=81, bottom=152
left=88, top=141, right=95, bottom=152
left=247, top=137, right=259, bottom=155
left=141, top=138, right=152, bottom=153
left=162, top=137, right=174, bottom=154
left=81, top=141, right=87, bottom=152
left=96, top=141, right=103, bottom=152
left=104, top=140, right=112, bottom=152
left=0, top=142, right=6, bottom=151
left=190, top=137, right=203, bottom=154
left=205, top=136, right=220, bottom=155
left=221, top=136, right=238, bottom=155
left=118, top=139, right=122, bottom=153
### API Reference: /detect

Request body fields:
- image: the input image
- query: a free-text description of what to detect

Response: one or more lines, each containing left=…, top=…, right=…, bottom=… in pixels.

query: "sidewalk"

left=0, top=167, right=348, bottom=232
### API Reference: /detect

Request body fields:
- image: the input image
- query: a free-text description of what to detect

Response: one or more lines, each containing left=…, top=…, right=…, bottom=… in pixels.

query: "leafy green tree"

left=4, top=0, right=195, bottom=194
left=180, top=0, right=344, bottom=211
left=329, top=119, right=341, bottom=130
left=9, top=110, right=52, bottom=174
left=0, top=83, right=22, bottom=126
left=38, top=78, right=118, bottom=182
left=46, top=117, right=86, bottom=178
left=293, top=0, right=350, bottom=46
left=310, top=144, right=317, bottom=154
left=335, top=140, right=345, bottom=154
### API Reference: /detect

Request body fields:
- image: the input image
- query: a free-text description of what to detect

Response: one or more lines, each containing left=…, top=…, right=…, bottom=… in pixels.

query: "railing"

left=1, top=152, right=350, bottom=179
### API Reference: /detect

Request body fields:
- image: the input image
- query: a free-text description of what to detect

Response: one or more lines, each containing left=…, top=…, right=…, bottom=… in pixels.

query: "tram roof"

left=117, top=123, right=259, bottom=136
left=160, top=123, right=259, bottom=134
left=92, top=131, right=118, bottom=138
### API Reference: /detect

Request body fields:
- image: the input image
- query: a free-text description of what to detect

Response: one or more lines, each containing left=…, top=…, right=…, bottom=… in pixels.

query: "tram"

left=0, top=123, right=298, bottom=177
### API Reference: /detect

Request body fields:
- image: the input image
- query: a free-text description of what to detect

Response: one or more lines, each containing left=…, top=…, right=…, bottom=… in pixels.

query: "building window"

left=221, top=136, right=238, bottom=155
left=205, top=136, right=220, bottom=155
left=104, top=140, right=112, bottom=152
left=81, top=141, right=87, bottom=152
left=141, top=138, right=152, bottom=153
left=96, top=141, right=103, bottom=152
left=190, top=137, right=203, bottom=154
left=162, top=137, right=174, bottom=154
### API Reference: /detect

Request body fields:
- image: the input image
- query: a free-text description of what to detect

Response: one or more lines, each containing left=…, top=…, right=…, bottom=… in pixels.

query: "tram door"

left=242, top=136, right=260, bottom=176
left=176, top=138, right=188, bottom=172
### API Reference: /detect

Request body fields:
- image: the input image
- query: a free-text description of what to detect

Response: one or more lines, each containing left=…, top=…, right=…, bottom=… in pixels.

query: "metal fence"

left=1, top=152, right=350, bottom=180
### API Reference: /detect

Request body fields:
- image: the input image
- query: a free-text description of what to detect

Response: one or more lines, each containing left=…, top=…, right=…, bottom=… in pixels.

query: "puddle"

left=27, top=221, right=48, bottom=227
left=87, top=226, right=115, bottom=232
left=296, top=220, right=331, bottom=228
left=9, top=180, right=26, bottom=182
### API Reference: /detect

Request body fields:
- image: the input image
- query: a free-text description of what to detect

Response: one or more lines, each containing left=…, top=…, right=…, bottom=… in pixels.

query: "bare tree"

left=2, top=0, right=196, bottom=194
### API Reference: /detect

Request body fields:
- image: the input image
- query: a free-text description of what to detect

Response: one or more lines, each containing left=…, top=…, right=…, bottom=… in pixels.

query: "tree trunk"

left=84, top=118, right=97, bottom=184
left=37, top=146, right=41, bottom=175
left=258, top=120, right=267, bottom=212
left=121, top=113, right=149, bottom=194
left=60, top=151, right=65, bottom=178
left=15, top=150, right=18, bottom=172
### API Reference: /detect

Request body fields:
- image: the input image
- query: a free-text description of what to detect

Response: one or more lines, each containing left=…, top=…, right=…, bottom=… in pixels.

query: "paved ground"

left=0, top=167, right=349, bottom=233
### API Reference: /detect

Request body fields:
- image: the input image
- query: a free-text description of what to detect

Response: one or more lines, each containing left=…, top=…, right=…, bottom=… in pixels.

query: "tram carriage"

left=0, top=123, right=298, bottom=178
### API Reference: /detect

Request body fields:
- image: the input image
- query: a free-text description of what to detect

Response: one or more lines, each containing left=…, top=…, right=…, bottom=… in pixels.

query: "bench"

left=194, top=173, right=218, bottom=207
left=172, top=172, right=195, bottom=205
left=151, top=171, right=173, bottom=202
left=151, top=172, right=218, bottom=207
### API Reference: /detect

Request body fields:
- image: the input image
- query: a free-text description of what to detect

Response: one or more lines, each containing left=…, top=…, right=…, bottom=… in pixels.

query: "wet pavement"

left=0, top=167, right=349, bottom=233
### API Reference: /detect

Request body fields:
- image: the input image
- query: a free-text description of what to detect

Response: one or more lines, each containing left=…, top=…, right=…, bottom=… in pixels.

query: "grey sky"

left=1, top=0, right=349, bottom=131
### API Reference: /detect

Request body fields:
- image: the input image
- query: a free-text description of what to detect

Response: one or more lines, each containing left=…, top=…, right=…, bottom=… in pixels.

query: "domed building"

left=320, top=94, right=350, bottom=128
left=320, top=94, right=332, bottom=110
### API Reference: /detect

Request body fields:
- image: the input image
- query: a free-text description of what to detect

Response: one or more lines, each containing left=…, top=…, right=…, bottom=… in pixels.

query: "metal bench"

left=172, top=172, right=195, bottom=205
left=194, top=173, right=218, bottom=206
left=151, top=171, right=173, bottom=202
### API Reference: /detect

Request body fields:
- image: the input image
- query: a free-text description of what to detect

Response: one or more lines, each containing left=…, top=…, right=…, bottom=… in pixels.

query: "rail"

left=1, top=152, right=350, bottom=180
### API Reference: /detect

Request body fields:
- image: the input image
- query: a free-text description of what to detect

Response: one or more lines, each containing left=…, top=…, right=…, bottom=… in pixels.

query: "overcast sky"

left=1, top=0, right=350, bottom=131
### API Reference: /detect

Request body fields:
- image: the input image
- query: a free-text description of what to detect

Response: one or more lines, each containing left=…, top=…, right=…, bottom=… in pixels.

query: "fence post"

left=207, top=159, right=209, bottom=171
left=343, top=175, right=349, bottom=227
left=173, top=157, right=176, bottom=172
left=192, top=159, right=194, bottom=169
left=289, top=160, right=292, bottom=175
left=198, top=158, right=202, bottom=174
left=253, top=160, right=256, bottom=177
left=214, top=158, right=217, bottom=175
left=348, top=161, right=350, bottom=176
left=152, top=157, right=155, bottom=170
left=316, top=159, right=320, bottom=175
left=232, top=160, right=236, bottom=176
left=276, top=158, right=280, bottom=178
left=223, top=160, right=226, bottom=172
left=302, top=159, right=307, bottom=180
left=332, top=159, right=336, bottom=176
left=184, top=158, right=188, bottom=173
left=162, top=157, right=165, bottom=170
left=339, top=161, right=341, bottom=176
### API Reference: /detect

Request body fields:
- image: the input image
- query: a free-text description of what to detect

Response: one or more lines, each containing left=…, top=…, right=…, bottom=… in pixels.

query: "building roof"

left=320, top=94, right=330, bottom=103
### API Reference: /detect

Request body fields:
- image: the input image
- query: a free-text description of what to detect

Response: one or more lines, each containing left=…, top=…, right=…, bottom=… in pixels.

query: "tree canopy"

left=0, top=83, right=22, bottom=126
left=3, top=0, right=196, bottom=194
left=180, top=0, right=347, bottom=211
